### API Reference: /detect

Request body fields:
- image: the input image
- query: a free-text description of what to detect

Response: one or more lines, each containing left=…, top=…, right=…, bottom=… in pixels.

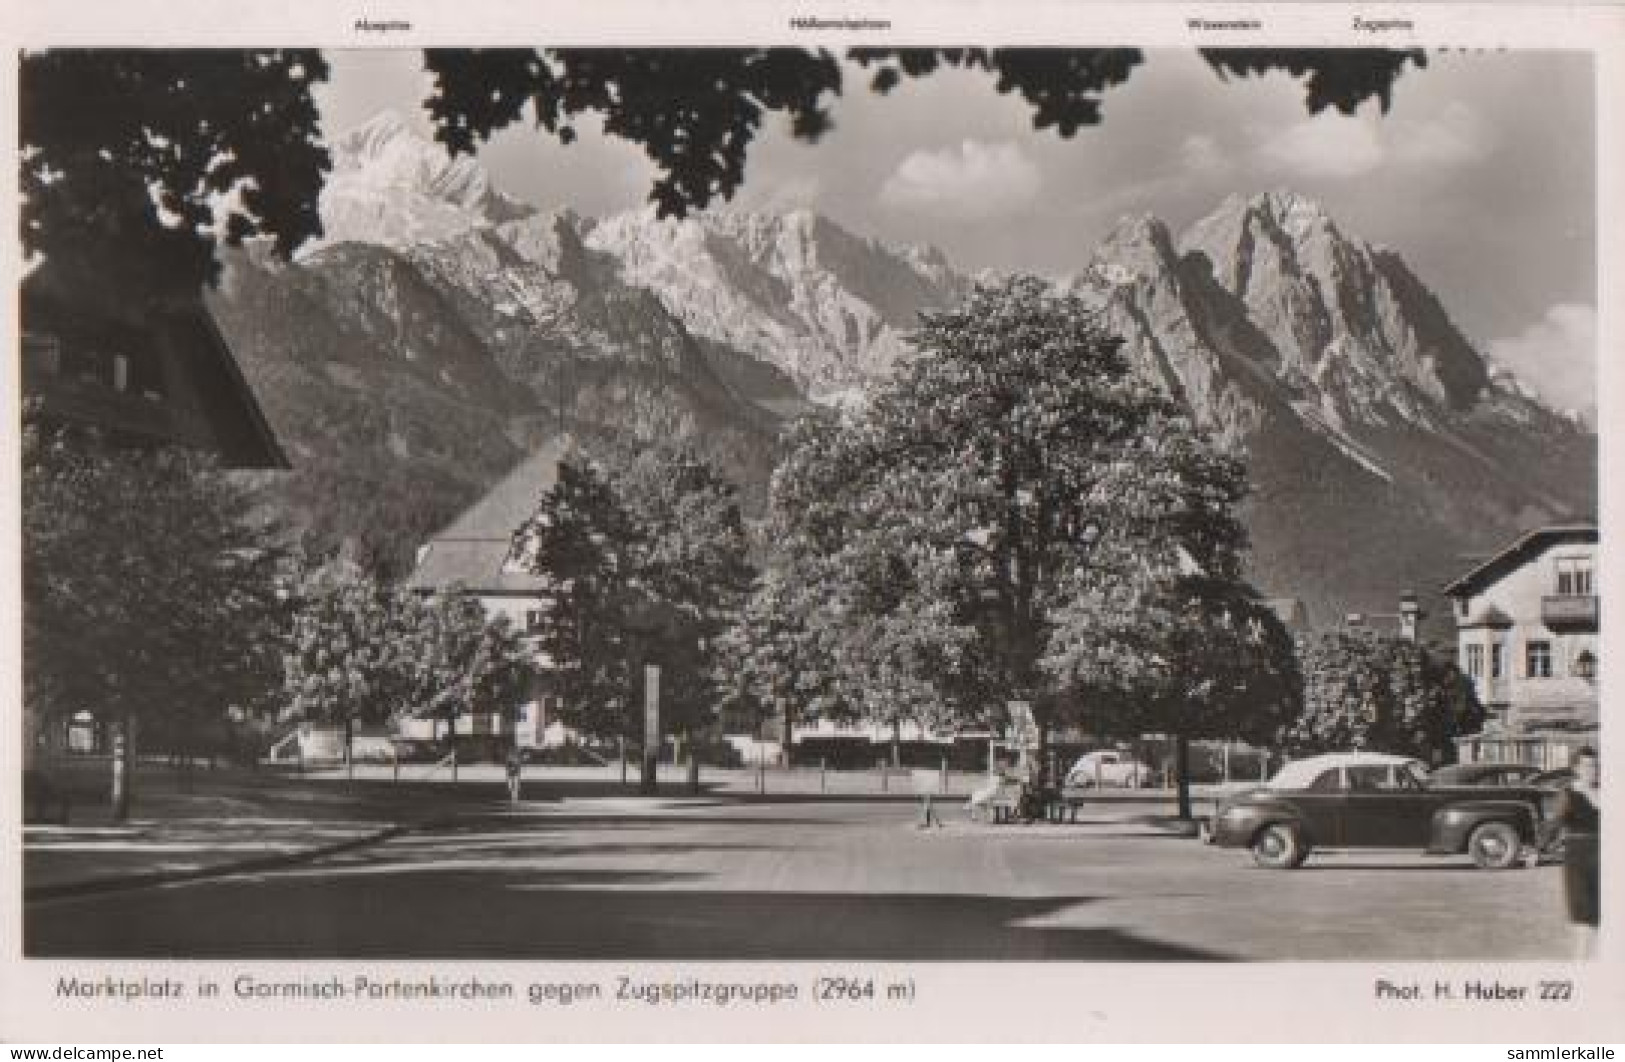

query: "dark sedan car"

left=1210, top=752, right=1547, bottom=870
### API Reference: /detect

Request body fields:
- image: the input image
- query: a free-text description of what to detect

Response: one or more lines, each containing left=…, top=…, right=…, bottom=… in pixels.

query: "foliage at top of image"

left=20, top=47, right=1425, bottom=311
left=20, top=50, right=331, bottom=314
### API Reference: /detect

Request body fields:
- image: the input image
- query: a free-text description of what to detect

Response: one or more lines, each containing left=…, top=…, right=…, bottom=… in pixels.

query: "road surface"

left=25, top=796, right=1572, bottom=960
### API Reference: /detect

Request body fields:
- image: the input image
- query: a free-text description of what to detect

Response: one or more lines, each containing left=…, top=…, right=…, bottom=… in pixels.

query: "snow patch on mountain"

left=584, top=207, right=972, bottom=397
left=310, top=111, right=535, bottom=253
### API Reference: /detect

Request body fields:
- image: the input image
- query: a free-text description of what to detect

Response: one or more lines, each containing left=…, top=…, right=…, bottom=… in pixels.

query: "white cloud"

left=1487, top=302, right=1597, bottom=421
left=1394, top=101, right=1495, bottom=170
left=879, top=140, right=1042, bottom=220
left=1258, top=116, right=1386, bottom=179
left=1254, top=102, right=1494, bottom=184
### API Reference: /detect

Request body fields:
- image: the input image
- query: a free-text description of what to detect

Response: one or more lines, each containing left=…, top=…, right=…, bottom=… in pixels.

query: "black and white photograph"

left=5, top=12, right=1622, bottom=1043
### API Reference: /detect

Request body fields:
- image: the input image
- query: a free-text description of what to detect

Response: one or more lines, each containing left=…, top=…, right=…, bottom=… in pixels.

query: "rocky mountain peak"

left=1250, top=189, right=1339, bottom=239
left=1090, top=213, right=1181, bottom=286
left=212, top=167, right=1594, bottom=634
left=1179, top=189, right=1488, bottom=418
left=315, top=111, right=535, bottom=251
left=584, top=207, right=972, bottom=396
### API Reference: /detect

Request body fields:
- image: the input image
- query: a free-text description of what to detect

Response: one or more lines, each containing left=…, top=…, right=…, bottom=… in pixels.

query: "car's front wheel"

left=1251, top=823, right=1309, bottom=869
left=1467, top=821, right=1523, bottom=870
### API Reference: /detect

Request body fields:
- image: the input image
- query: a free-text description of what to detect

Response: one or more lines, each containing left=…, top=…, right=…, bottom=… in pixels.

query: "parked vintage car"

left=1208, top=751, right=1547, bottom=870
left=1427, top=762, right=1543, bottom=788
left=1063, top=749, right=1152, bottom=789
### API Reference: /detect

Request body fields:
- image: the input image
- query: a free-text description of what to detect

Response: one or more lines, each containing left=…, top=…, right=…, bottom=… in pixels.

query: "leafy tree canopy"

left=281, top=561, right=532, bottom=736
left=511, top=446, right=756, bottom=742
left=1286, top=631, right=1484, bottom=763
left=21, top=47, right=1424, bottom=309
left=510, top=458, right=646, bottom=740
left=22, top=415, right=287, bottom=753
left=21, top=50, right=330, bottom=314
left=761, top=276, right=1294, bottom=758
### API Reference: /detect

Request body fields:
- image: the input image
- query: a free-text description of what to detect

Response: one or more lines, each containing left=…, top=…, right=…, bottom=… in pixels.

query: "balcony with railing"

left=1541, top=594, right=1599, bottom=629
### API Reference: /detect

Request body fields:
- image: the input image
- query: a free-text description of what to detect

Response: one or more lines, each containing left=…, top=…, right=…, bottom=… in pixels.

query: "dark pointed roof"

left=1442, top=524, right=1598, bottom=598
left=405, top=436, right=574, bottom=596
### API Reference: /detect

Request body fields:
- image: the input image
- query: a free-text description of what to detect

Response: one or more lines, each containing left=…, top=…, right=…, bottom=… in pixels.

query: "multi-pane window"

left=1490, top=642, right=1504, bottom=679
left=1464, top=644, right=1485, bottom=678
left=1526, top=640, right=1553, bottom=679
left=1556, top=557, right=1594, bottom=596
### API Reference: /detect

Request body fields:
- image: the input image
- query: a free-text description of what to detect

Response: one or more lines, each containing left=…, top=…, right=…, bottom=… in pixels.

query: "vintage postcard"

left=2, top=0, right=1622, bottom=1044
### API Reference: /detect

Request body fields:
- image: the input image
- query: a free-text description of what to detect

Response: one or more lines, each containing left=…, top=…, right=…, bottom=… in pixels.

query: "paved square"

left=25, top=794, right=1573, bottom=960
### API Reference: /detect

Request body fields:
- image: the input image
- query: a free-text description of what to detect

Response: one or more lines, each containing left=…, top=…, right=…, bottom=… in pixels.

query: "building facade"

left=1443, top=525, right=1599, bottom=766
left=405, top=438, right=573, bottom=749
left=22, top=281, right=289, bottom=772
left=22, top=283, right=287, bottom=468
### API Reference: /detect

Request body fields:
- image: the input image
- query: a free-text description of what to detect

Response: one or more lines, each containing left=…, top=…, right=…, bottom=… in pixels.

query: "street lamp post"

left=640, top=663, right=660, bottom=796
left=622, top=600, right=670, bottom=797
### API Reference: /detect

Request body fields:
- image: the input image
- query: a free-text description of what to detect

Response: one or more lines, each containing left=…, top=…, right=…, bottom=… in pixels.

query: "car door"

left=1292, top=765, right=1349, bottom=847
left=1342, top=763, right=1431, bottom=847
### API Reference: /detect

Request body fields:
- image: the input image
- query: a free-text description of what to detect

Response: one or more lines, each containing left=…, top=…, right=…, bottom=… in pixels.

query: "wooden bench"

left=1050, top=786, right=1092, bottom=823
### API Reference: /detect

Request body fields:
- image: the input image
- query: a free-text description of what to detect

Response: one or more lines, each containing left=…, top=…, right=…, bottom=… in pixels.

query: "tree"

left=22, top=417, right=285, bottom=819
left=280, top=561, right=420, bottom=766
left=1038, top=419, right=1303, bottom=817
left=1047, top=561, right=1302, bottom=818
left=22, top=48, right=1425, bottom=311
left=402, top=590, right=533, bottom=755
left=1285, top=631, right=1484, bottom=764
left=281, top=565, right=533, bottom=765
left=20, top=50, right=330, bottom=315
left=509, top=458, right=646, bottom=742
left=511, top=447, right=756, bottom=759
left=610, top=445, right=756, bottom=754
left=762, top=276, right=1290, bottom=799
left=715, top=565, right=852, bottom=759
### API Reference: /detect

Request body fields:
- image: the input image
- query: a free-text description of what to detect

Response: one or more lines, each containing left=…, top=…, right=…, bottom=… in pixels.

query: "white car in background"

left=1064, top=749, right=1152, bottom=789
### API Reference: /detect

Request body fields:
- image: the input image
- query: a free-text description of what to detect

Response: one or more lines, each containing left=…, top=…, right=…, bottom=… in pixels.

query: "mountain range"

left=207, top=111, right=1596, bottom=631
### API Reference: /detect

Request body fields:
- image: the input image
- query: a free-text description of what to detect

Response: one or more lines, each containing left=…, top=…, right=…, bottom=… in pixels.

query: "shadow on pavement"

left=26, top=872, right=1233, bottom=960
left=515, top=813, right=854, bottom=829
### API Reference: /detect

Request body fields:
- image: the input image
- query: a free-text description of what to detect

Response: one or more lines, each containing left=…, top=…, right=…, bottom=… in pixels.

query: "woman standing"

left=1552, top=746, right=1600, bottom=958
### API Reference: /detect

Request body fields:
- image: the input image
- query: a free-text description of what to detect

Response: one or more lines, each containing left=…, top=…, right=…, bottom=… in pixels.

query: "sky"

left=316, top=48, right=1597, bottom=418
